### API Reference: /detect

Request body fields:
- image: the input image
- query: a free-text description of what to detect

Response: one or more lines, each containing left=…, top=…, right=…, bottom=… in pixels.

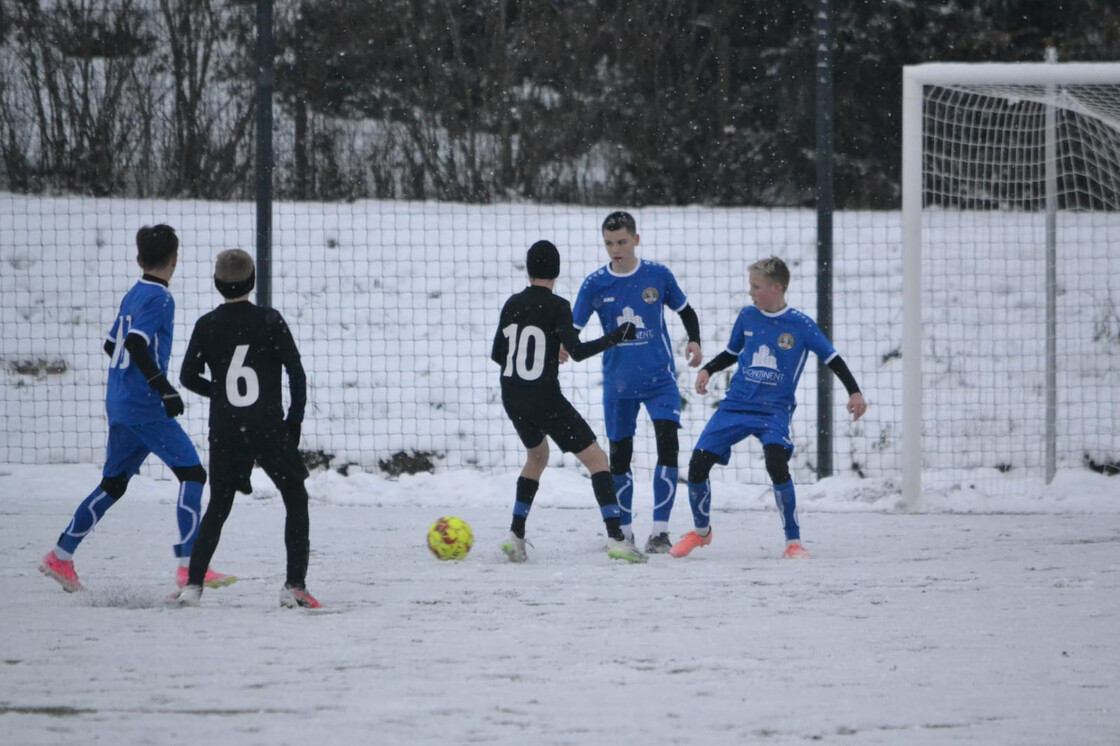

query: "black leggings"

left=688, top=443, right=792, bottom=484
left=609, top=419, right=680, bottom=473
left=188, top=480, right=310, bottom=588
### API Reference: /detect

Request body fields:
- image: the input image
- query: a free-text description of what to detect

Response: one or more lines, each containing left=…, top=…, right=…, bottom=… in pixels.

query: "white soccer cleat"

left=501, top=532, right=528, bottom=563
left=166, top=584, right=202, bottom=607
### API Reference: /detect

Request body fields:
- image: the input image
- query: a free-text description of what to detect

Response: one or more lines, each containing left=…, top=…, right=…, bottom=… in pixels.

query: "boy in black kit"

left=491, top=240, right=646, bottom=563
left=167, top=249, right=320, bottom=609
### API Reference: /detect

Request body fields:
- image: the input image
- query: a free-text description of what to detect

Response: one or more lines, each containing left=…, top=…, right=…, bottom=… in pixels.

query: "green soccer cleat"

left=607, top=537, right=648, bottom=564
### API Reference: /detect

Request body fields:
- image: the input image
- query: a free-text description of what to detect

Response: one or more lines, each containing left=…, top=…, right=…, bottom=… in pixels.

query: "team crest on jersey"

left=617, top=306, right=645, bottom=330
left=642, top=287, right=659, bottom=304
left=777, top=333, right=794, bottom=350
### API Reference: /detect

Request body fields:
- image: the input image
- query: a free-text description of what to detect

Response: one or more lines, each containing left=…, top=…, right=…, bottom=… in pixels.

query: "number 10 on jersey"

left=500, top=323, right=546, bottom=382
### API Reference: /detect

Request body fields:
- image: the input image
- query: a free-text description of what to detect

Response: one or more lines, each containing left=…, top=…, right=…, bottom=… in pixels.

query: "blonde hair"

left=214, top=248, right=255, bottom=282
left=748, top=256, right=790, bottom=291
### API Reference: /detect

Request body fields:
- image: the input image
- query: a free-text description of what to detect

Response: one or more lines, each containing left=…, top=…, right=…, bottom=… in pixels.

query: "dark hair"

left=135, top=224, right=178, bottom=270
left=601, top=211, right=637, bottom=234
left=526, top=240, right=561, bottom=280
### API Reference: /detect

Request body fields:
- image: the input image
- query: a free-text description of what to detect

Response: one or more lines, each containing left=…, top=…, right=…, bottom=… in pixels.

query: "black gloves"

left=149, top=374, right=184, bottom=418
left=162, top=391, right=185, bottom=418
left=618, top=321, right=637, bottom=341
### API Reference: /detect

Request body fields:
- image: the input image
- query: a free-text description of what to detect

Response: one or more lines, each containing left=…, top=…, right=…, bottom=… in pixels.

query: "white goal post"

left=901, top=61, right=1120, bottom=509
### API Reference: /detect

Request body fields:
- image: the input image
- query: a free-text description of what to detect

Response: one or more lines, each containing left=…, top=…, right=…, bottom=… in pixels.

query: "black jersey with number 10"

left=180, top=302, right=306, bottom=433
left=491, top=285, right=630, bottom=391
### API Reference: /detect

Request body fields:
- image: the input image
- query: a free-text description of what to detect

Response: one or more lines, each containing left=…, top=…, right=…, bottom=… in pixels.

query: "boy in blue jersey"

left=670, top=256, right=867, bottom=560
left=39, top=225, right=233, bottom=592
left=571, top=211, right=703, bottom=554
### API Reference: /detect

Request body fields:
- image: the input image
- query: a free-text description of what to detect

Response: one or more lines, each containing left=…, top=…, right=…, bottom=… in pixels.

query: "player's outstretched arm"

left=563, top=321, right=635, bottom=362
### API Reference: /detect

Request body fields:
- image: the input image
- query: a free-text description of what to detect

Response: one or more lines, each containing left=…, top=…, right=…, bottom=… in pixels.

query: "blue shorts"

left=603, top=383, right=682, bottom=442
left=103, top=420, right=201, bottom=478
left=693, top=406, right=794, bottom=466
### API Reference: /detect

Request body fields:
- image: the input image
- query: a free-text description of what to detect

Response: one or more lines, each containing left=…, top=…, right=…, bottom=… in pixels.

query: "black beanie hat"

left=526, top=240, right=560, bottom=280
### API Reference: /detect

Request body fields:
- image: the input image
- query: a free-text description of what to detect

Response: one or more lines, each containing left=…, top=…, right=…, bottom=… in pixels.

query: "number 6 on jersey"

left=226, top=344, right=260, bottom=407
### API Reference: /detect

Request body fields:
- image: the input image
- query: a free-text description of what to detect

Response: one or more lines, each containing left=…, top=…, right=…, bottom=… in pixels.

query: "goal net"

left=901, top=62, right=1120, bottom=507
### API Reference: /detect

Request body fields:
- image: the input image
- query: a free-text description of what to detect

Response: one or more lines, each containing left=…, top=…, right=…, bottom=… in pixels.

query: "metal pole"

left=256, top=0, right=274, bottom=308
left=1044, top=47, right=1058, bottom=483
left=815, top=0, right=835, bottom=478
left=900, top=68, right=923, bottom=511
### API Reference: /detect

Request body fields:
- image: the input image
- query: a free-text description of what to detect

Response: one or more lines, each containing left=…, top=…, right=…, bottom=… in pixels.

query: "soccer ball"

left=427, top=516, right=473, bottom=560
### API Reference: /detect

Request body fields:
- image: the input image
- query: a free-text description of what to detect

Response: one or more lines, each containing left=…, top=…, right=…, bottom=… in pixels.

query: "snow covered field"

left=2, top=463, right=1118, bottom=745
left=2, top=194, right=1119, bottom=743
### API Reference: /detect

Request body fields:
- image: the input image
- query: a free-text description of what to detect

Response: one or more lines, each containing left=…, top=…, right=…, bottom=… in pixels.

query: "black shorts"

left=502, top=386, right=597, bottom=454
left=208, top=422, right=308, bottom=495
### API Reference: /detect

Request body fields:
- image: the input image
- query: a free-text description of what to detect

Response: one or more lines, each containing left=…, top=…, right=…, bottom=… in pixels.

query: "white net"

left=911, top=71, right=1120, bottom=499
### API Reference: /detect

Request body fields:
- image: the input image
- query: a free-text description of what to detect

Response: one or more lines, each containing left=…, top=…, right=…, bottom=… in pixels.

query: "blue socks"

left=687, top=480, right=711, bottom=530
left=684, top=479, right=799, bottom=541
left=174, top=480, right=205, bottom=558
left=615, top=466, right=678, bottom=533
left=613, top=472, right=633, bottom=530
left=773, top=480, right=800, bottom=541
left=652, top=465, right=678, bottom=524
left=56, top=486, right=115, bottom=555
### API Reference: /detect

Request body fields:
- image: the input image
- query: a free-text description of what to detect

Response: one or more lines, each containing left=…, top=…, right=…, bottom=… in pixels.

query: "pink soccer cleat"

left=39, top=551, right=85, bottom=593
left=177, top=566, right=237, bottom=589
left=669, top=529, right=713, bottom=558
left=279, top=583, right=322, bottom=609
left=781, top=542, right=811, bottom=559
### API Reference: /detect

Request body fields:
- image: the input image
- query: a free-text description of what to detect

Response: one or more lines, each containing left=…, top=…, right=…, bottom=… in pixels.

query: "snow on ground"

left=2, top=463, right=1118, bottom=745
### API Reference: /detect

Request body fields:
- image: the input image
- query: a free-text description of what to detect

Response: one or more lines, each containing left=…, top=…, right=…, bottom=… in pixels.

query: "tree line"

left=1, top=0, right=1117, bottom=208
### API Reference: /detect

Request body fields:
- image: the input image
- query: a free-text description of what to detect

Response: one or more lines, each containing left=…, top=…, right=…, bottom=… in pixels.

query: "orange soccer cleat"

left=669, top=529, right=713, bottom=558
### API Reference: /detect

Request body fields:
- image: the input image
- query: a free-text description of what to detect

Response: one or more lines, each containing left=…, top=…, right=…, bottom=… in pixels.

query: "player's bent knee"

left=100, top=474, right=130, bottom=500
left=688, top=449, right=719, bottom=483
left=763, top=444, right=792, bottom=485
left=172, top=464, right=207, bottom=485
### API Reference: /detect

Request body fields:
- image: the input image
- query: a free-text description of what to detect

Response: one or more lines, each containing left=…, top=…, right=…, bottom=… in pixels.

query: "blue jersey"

left=720, top=305, right=836, bottom=414
left=105, top=278, right=176, bottom=425
left=572, top=260, right=688, bottom=398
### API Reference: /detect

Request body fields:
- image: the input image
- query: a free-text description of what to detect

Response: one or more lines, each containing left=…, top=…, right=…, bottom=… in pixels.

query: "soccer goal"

left=901, top=61, right=1120, bottom=508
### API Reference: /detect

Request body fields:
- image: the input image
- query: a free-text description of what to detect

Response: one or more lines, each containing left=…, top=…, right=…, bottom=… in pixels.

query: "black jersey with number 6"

left=491, top=285, right=632, bottom=392
left=180, top=302, right=306, bottom=434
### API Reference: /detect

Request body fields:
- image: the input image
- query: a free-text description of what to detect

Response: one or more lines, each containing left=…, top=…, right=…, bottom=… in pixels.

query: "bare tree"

left=158, top=0, right=254, bottom=198
left=0, top=0, right=153, bottom=194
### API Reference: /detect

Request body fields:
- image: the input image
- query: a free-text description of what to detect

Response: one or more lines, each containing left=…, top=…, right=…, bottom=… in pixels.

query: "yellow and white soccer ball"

left=427, top=516, right=473, bottom=560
